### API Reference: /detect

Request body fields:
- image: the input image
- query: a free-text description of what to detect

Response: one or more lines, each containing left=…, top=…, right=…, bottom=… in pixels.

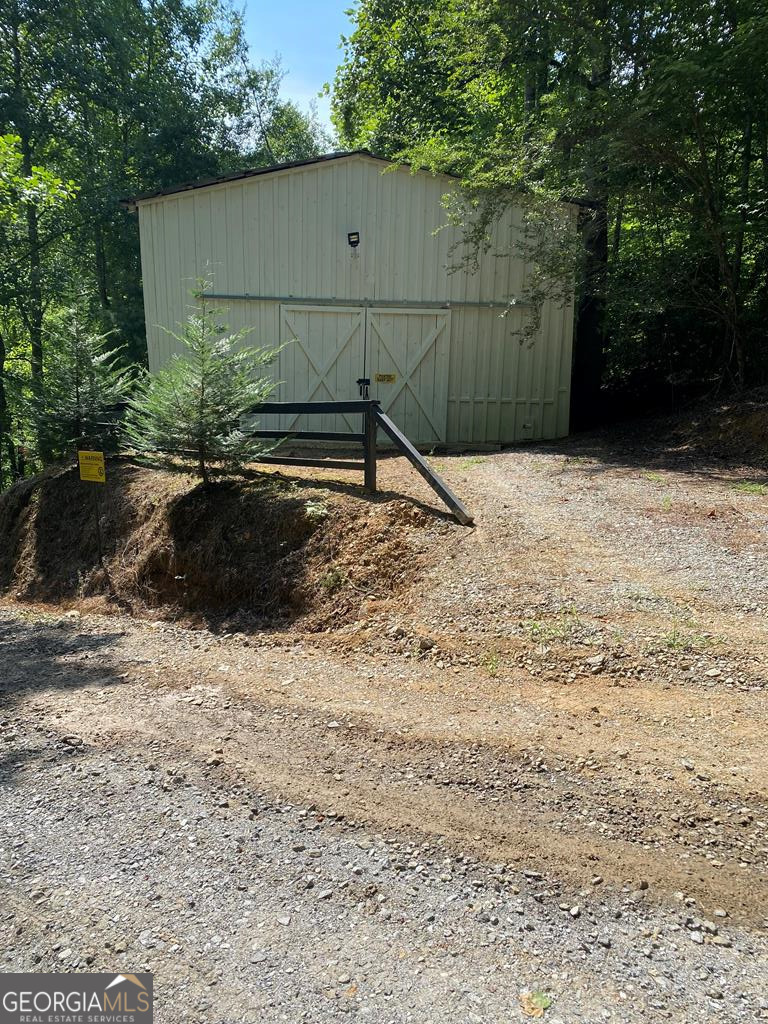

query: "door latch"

left=357, top=377, right=370, bottom=398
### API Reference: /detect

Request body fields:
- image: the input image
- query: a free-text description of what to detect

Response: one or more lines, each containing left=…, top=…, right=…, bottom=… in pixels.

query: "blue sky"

left=241, top=1, right=357, bottom=133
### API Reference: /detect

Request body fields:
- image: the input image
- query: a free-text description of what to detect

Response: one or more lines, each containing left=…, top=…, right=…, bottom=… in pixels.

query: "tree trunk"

left=731, top=115, right=752, bottom=299
left=0, top=330, right=8, bottom=491
left=198, top=451, right=210, bottom=486
left=10, top=9, right=43, bottom=391
left=572, top=201, right=609, bottom=427
left=571, top=6, right=611, bottom=429
left=10, top=3, right=48, bottom=460
left=94, top=220, right=111, bottom=309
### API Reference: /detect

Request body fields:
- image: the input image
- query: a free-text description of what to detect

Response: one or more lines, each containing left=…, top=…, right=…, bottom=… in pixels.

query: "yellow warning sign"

left=78, top=450, right=106, bottom=483
left=375, top=372, right=396, bottom=383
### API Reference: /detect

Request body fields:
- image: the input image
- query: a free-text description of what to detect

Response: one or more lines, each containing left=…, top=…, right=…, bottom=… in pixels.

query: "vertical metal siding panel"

left=277, top=175, right=289, bottom=294
left=485, top=221, right=511, bottom=440
left=336, top=162, right=347, bottom=299
left=501, top=322, right=521, bottom=442
left=385, top=167, right=400, bottom=298
left=352, top=161, right=365, bottom=300
left=177, top=197, right=197, bottom=320
left=504, top=206, right=526, bottom=441
left=153, top=203, right=169, bottom=363
left=397, top=171, right=411, bottom=301
left=307, top=169, right=317, bottom=298
left=194, top=191, right=213, bottom=288
left=436, top=184, right=452, bottom=300
left=358, top=161, right=372, bottom=299
left=226, top=185, right=245, bottom=297
left=260, top=180, right=274, bottom=294
left=244, top=179, right=259, bottom=295
left=425, top=177, right=441, bottom=300
left=138, top=206, right=156, bottom=370
left=356, top=161, right=367, bottom=299
left=411, top=174, right=427, bottom=302
left=320, top=165, right=333, bottom=300
left=471, top=307, right=486, bottom=441
left=531, top=298, right=550, bottom=438
left=540, top=300, right=558, bottom=438
left=370, top=161, right=385, bottom=300
left=210, top=189, right=228, bottom=291
left=557, top=291, right=575, bottom=436
left=292, top=170, right=302, bottom=296
left=436, top=185, right=459, bottom=439
left=446, top=305, right=462, bottom=443
left=490, top=313, right=508, bottom=442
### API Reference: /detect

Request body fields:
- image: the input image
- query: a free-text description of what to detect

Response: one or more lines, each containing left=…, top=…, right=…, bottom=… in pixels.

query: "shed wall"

left=137, top=155, right=573, bottom=444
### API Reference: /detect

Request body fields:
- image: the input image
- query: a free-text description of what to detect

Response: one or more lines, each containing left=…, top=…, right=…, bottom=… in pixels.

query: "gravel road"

left=2, top=436, right=767, bottom=1023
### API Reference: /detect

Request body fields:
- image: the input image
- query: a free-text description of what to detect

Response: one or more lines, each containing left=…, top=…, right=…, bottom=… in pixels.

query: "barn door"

left=366, top=308, right=450, bottom=444
left=277, top=304, right=365, bottom=433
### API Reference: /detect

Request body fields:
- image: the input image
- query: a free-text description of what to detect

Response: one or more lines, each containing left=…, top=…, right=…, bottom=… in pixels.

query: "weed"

left=485, top=651, right=500, bottom=677
left=320, top=565, right=347, bottom=594
left=562, top=455, right=591, bottom=470
left=304, top=499, right=329, bottom=521
left=661, top=495, right=673, bottom=511
left=460, top=456, right=485, bottom=468
left=732, top=481, right=767, bottom=496
left=649, top=627, right=718, bottom=654
left=643, top=471, right=664, bottom=483
left=523, top=608, right=584, bottom=643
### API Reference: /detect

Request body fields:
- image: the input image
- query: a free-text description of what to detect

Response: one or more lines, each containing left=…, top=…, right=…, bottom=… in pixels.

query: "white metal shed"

left=128, top=151, right=575, bottom=445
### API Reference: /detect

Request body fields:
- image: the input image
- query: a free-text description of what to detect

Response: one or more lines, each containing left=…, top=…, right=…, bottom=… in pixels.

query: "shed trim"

left=202, top=292, right=532, bottom=310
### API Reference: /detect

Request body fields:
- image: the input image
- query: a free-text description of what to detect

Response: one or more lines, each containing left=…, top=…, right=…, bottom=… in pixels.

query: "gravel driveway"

left=2, top=434, right=767, bottom=1023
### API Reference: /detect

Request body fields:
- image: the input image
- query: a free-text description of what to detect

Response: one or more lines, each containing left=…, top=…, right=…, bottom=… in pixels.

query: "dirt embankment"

left=0, top=460, right=444, bottom=629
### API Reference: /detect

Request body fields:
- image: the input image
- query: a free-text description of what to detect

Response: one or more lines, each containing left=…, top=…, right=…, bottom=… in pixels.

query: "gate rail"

left=248, top=400, right=473, bottom=526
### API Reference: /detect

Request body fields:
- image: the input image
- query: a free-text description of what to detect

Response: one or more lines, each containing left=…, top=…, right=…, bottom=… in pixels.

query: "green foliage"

left=732, top=481, right=767, bottom=495
left=37, top=308, right=133, bottom=458
left=0, top=135, right=75, bottom=224
left=0, top=1, right=330, bottom=488
left=124, top=297, right=280, bottom=484
left=333, top=0, right=768, bottom=405
left=0, top=136, right=77, bottom=487
left=304, top=499, right=330, bottom=521
left=320, top=566, right=347, bottom=593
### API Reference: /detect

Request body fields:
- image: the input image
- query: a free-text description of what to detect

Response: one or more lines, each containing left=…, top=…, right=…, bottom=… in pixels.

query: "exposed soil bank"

left=0, top=460, right=441, bottom=629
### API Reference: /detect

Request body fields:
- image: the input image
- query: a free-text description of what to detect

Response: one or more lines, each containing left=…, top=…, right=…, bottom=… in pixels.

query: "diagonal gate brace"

left=373, top=408, right=474, bottom=526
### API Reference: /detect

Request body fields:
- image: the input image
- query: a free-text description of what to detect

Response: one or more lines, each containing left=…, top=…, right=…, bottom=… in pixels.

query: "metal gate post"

left=362, top=402, right=377, bottom=492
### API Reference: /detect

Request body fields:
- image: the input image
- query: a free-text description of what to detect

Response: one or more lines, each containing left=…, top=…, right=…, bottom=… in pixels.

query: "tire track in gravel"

left=32, top=639, right=766, bottom=927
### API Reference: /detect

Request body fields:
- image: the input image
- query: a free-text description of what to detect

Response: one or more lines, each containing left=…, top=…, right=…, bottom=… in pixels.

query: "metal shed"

left=127, top=151, right=575, bottom=446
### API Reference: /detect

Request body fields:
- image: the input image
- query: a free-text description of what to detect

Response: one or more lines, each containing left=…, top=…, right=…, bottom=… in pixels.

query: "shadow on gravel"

left=0, top=616, right=124, bottom=714
left=529, top=435, right=766, bottom=480
left=514, top=399, right=768, bottom=481
left=0, top=744, right=50, bottom=788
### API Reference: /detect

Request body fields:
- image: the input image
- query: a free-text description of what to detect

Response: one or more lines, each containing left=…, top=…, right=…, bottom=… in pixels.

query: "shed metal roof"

left=120, top=148, right=587, bottom=210
left=119, top=150, right=454, bottom=207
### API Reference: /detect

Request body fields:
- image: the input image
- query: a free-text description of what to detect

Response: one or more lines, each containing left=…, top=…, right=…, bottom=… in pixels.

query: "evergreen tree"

left=123, top=298, right=279, bottom=485
left=37, top=307, right=133, bottom=458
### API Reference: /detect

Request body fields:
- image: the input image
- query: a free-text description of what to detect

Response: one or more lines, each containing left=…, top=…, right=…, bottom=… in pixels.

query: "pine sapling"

left=124, top=297, right=280, bottom=484
left=38, top=307, right=133, bottom=458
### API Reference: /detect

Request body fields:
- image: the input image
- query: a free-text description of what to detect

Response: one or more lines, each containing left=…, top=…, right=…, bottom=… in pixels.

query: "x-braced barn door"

left=277, top=304, right=450, bottom=444
left=366, top=308, right=450, bottom=445
left=278, top=305, right=365, bottom=433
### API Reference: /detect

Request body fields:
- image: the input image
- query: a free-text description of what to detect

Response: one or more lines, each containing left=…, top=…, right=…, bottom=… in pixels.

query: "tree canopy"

left=333, top=0, right=768, bottom=421
left=0, top=0, right=329, bottom=484
left=1, top=0, right=766, bottom=488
